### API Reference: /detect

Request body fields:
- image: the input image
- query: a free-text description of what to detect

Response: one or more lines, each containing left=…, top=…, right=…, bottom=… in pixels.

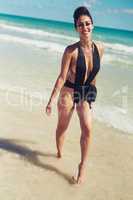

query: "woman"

left=46, top=6, right=104, bottom=184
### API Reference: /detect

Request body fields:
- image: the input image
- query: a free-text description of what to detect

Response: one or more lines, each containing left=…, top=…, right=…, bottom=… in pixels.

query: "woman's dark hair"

left=73, top=6, right=93, bottom=28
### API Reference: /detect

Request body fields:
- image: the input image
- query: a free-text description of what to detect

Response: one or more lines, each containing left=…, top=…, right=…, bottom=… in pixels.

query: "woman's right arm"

left=45, top=46, right=72, bottom=115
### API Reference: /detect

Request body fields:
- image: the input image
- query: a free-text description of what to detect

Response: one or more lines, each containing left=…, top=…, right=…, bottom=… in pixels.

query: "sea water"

left=0, top=13, right=133, bottom=134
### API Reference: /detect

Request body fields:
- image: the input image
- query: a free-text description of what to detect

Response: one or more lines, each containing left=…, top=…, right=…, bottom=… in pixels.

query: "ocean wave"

left=0, top=21, right=133, bottom=57
left=103, top=42, right=133, bottom=55
left=0, top=32, right=132, bottom=67
left=0, top=22, right=77, bottom=41
left=103, top=53, right=133, bottom=66
left=95, top=104, right=133, bottom=134
left=1, top=22, right=133, bottom=55
left=0, top=33, right=65, bottom=53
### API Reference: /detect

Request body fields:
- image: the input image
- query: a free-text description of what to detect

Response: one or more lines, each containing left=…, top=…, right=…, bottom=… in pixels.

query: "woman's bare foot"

left=72, top=163, right=86, bottom=184
left=57, top=151, right=62, bottom=158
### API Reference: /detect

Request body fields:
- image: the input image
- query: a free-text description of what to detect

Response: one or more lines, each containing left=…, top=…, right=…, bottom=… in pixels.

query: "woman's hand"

left=45, top=103, right=52, bottom=116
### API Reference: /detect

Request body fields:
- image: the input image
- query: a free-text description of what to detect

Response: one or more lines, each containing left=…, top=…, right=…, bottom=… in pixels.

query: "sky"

left=0, top=0, right=133, bottom=31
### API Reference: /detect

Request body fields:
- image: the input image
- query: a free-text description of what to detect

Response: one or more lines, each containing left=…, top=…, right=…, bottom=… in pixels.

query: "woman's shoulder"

left=64, top=42, right=79, bottom=54
left=94, top=40, right=104, bottom=59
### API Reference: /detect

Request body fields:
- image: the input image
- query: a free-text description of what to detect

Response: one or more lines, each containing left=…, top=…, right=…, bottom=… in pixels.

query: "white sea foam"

left=0, top=33, right=65, bottom=53
left=94, top=104, right=133, bottom=134
left=0, top=22, right=77, bottom=41
left=0, top=32, right=132, bottom=68
left=0, top=22, right=133, bottom=55
left=103, top=42, right=133, bottom=55
left=103, top=53, right=133, bottom=66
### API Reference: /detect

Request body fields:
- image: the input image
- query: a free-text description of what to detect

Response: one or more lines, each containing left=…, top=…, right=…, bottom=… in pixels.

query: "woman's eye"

left=77, top=22, right=91, bottom=28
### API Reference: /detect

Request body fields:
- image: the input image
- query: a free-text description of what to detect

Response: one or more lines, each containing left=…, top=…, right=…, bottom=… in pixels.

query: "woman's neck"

left=79, top=36, right=92, bottom=49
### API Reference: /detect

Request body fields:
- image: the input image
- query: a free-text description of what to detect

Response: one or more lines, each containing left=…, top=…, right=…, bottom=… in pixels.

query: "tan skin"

left=45, top=15, right=104, bottom=184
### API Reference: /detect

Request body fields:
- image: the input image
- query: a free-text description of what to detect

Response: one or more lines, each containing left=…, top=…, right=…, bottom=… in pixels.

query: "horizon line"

left=0, top=12, right=133, bottom=33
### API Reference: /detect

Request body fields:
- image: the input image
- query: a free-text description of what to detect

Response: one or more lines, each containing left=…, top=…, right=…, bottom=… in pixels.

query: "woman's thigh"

left=76, top=101, right=92, bottom=132
left=57, top=88, right=74, bottom=129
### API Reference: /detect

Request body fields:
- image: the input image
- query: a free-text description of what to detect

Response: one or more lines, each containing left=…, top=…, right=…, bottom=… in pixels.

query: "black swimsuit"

left=64, top=41, right=100, bottom=109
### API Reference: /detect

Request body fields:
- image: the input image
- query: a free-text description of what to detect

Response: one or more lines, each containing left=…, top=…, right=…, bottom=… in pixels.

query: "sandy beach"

left=0, top=5, right=133, bottom=200
left=0, top=89, right=133, bottom=200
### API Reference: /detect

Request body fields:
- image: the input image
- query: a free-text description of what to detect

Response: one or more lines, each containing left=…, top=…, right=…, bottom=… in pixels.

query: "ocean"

left=0, top=13, right=133, bottom=134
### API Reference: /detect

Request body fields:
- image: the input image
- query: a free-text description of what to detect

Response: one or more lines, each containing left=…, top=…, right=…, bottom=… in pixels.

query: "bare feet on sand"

left=72, top=163, right=86, bottom=184
left=57, top=151, right=62, bottom=158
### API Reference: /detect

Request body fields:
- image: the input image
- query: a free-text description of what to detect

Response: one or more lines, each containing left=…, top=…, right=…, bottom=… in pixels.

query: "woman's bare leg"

left=56, top=88, right=74, bottom=158
left=56, top=106, right=74, bottom=158
left=74, top=101, right=92, bottom=183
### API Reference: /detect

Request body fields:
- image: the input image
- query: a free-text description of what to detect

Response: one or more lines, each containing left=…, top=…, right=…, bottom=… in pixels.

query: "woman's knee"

left=81, top=125, right=91, bottom=138
left=56, top=121, right=69, bottom=134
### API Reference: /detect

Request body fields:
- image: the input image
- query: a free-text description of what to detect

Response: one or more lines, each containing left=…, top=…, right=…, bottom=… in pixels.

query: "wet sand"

left=0, top=90, right=133, bottom=200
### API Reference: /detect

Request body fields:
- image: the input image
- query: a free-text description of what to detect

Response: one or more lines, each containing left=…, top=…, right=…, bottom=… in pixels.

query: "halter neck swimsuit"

left=64, top=41, right=100, bottom=109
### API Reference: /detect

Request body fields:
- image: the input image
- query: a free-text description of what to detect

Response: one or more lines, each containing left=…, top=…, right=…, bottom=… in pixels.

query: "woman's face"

left=76, top=15, right=93, bottom=37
